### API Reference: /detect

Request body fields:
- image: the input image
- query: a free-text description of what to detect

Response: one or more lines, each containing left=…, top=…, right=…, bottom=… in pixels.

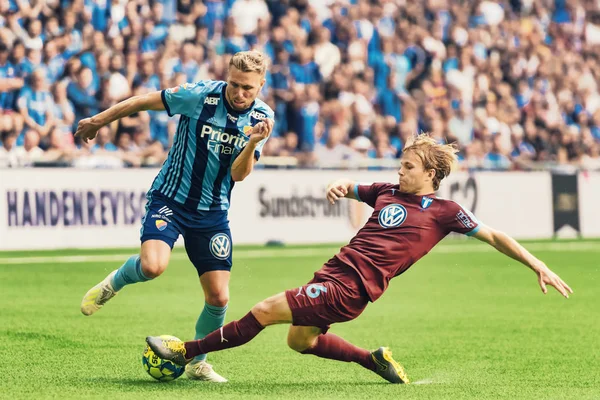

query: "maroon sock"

left=184, top=312, right=265, bottom=359
left=301, top=333, right=377, bottom=371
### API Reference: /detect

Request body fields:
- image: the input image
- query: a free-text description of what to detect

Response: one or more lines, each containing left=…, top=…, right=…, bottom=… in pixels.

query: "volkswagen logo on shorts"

left=378, top=204, right=407, bottom=228
left=209, top=233, right=231, bottom=260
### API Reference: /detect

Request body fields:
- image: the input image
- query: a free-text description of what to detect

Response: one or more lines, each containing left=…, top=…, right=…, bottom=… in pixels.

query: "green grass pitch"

left=1, top=239, right=599, bottom=399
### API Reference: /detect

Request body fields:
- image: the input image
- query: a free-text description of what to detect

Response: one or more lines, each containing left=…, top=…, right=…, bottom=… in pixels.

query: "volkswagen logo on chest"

left=209, top=233, right=231, bottom=260
left=378, top=204, right=408, bottom=228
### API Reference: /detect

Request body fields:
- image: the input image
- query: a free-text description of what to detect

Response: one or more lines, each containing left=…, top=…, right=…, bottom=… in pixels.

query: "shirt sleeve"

left=438, top=201, right=482, bottom=236
left=161, top=81, right=210, bottom=118
left=354, top=182, right=395, bottom=208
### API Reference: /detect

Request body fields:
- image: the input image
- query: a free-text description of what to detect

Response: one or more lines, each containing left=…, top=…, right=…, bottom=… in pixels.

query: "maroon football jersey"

left=333, top=182, right=481, bottom=302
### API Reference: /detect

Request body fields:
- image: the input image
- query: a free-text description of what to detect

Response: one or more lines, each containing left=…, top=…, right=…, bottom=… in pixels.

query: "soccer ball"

left=142, top=335, right=185, bottom=382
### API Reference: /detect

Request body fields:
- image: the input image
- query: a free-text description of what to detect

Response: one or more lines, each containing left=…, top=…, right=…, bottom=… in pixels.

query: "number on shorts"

left=306, top=284, right=327, bottom=299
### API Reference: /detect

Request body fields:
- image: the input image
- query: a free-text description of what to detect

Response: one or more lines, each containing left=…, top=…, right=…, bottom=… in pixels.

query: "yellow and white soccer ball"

left=142, top=335, right=185, bottom=382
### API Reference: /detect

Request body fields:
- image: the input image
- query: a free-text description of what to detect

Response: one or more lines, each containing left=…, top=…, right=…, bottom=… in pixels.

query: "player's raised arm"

left=231, top=118, right=274, bottom=181
left=75, top=91, right=165, bottom=143
left=326, top=179, right=357, bottom=204
left=473, top=225, right=573, bottom=298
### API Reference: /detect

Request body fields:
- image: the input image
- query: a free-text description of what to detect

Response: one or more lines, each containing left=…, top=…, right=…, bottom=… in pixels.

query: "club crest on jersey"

left=155, top=219, right=168, bottom=231
left=421, top=196, right=433, bottom=209
left=378, top=204, right=407, bottom=228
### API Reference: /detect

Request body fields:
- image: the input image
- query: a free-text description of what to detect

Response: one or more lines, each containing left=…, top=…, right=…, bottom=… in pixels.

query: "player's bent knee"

left=250, top=300, right=277, bottom=326
left=250, top=293, right=292, bottom=326
left=140, top=258, right=168, bottom=278
left=140, top=243, right=170, bottom=278
left=287, top=335, right=313, bottom=353
left=205, top=293, right=229, bottom=307
left=287, top=327, right=319, bottom=352
left=250, top=301, right=269, bottom=318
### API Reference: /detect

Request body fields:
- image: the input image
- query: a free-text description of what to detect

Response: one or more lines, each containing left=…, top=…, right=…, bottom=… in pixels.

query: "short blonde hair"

left=229, top=51, right=268, bottom=76
left=403, top=133, right=459, bottom=190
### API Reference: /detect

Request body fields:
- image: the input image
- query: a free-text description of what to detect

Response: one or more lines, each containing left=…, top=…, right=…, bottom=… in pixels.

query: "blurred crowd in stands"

left=1, top=0, right=600, bottom=172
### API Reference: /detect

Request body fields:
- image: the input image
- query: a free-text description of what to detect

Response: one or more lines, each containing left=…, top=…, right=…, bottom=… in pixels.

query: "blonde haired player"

left=78, top=51, right=274, bottom=382
left=147, top=134, right=572, bottom=383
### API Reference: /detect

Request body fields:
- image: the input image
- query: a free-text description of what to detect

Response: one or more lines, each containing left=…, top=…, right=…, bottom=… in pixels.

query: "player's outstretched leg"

left=370, top=347, right=410, bottom=384
left=147, top=293, right=291, bottom=366
left=146, top=335, right=193, bottom=366
left=147, top=311, right=266, bottom=366
left=290, top=328, right=409, bottom=384
left=81, top=241, right=170, bottom=316
left=80, top=269, right=119, bottom=316
left=81, top=254, right=152, bottom=316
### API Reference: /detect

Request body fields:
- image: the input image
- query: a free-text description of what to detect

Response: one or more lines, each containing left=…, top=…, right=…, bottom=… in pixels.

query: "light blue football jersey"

left=149, top=80, right=274, bottom=211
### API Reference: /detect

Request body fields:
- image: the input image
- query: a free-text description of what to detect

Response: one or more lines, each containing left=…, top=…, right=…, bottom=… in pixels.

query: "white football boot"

left=80, top=270, right=118, bottom=316
left=185, top=360, right=228, bottom=382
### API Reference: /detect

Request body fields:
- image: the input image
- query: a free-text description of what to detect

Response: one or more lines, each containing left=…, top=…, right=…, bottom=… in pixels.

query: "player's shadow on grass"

left=92, top=377, right=392, bottom=390
left=85, top=377, right=192, bottom=388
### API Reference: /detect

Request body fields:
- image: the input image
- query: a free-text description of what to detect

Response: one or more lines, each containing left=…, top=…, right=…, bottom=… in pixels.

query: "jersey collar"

left=395, top=189, right=436, bottom=200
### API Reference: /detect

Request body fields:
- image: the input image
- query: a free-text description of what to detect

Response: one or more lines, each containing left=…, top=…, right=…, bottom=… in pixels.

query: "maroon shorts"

left=285, top=257, right=369, bottom=333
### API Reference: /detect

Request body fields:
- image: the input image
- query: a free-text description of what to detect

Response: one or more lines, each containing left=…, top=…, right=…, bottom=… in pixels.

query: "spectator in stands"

left=130, top=125, right=167, bottom=166
left=17, top=69, right=54, bottom=146
left=67, top=66, right=99, bottom=132
left=15, top=129, right=44, bottom=167
left=43, top=126, right=75, bottom=164
left=0, top=0, right=599, bottom=172
left=0, top=41, right=23, bottom=115
left=313, top=124, right=353, bottom=168
left=51, top=81, right=75, bottom=141
left=0, top=129, right=18, bottom=168
left=116, top=132, right=142, bottom=168
left=92, top=126, right=119, bottom=155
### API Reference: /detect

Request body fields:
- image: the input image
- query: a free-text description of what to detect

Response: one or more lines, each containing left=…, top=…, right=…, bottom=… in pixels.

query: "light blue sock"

left=193, top=302, right=228, bottom=362
left=110, top=255, right=151, bottom=292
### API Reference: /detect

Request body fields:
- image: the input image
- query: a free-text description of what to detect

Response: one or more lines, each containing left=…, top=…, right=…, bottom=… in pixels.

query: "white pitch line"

left=0, top=241, right=598, bottom=265
left=0, top=248, right=340, bottom=265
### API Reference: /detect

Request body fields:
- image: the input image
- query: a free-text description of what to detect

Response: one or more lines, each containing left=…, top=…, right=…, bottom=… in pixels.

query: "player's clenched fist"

left=248, top=119, right=274, bottom=145
left=326, top=181, right=349, bottom=205
left=75, top=118, right=101, bottom=143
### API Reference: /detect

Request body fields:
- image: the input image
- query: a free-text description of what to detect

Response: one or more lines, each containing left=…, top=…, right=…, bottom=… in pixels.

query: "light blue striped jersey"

left=150, top=80, right=274, bottom=211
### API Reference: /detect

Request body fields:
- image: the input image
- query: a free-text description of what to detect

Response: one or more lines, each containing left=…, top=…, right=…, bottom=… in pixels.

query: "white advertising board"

left=437, top=172, right=554, bottom=239
left=578, top=173, right=600, bottom=237
left=0, top=169, right=155, bottom=250
left=0, top=169, right=563, bottom=250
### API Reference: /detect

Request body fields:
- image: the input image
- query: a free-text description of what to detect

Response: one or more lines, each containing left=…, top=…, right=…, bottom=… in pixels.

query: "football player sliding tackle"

left=147, top=134, right=573, bottom=384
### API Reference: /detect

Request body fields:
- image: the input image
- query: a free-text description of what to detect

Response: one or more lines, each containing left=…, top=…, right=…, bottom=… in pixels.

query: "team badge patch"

left=378, top=204, right=407, bottom=228
left=155, top=219, right=168, bottom=231
left=243, top=125, right=252, bottom=135
left=209, top=233, right=231, bottom=260
left=421, top=196, right=433, bottom=209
